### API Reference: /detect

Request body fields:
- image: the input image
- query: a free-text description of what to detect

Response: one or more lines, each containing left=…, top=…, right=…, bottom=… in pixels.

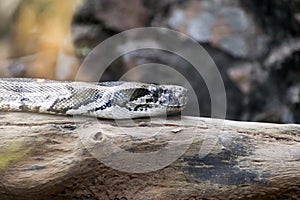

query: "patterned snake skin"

left=0, top=78, right=188, bottom=119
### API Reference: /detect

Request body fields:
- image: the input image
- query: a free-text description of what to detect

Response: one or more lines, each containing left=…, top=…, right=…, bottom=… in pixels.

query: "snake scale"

left=0, top=78, right=188, bottom=119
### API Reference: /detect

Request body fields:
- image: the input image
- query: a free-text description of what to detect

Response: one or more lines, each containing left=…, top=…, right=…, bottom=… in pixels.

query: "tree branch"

left=0, top=112, right=299, bottom=199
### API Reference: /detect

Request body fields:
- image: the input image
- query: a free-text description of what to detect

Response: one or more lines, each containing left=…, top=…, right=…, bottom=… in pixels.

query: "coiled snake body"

left=0, top=78, right=188, bottom=119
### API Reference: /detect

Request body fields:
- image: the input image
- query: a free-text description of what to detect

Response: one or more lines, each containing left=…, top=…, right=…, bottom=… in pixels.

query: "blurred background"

left=0, top=0, right=299, bottom=123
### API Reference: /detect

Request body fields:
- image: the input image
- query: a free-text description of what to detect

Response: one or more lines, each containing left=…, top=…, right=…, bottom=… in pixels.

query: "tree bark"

left=0, top=112, right=299, bottom=199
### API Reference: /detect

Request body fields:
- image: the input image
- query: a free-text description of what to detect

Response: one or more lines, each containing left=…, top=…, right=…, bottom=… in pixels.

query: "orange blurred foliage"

left=12, top=0, right=82, bottom=79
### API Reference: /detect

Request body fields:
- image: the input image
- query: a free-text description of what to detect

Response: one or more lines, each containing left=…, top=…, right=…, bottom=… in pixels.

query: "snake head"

left=115, top=82, right=188, bottom=118
left=146, top=84, right=188, bottom=112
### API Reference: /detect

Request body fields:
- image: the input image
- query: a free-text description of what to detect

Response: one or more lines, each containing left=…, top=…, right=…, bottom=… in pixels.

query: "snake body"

left=0, top=78, right=188, bottom=119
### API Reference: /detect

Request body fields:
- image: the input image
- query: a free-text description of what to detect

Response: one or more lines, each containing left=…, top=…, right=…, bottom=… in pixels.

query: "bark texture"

left=0, top=112, right=300, bottom=199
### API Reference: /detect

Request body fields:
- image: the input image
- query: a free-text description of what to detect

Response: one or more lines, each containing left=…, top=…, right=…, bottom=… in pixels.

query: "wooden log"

left=0, top=112, right=299, bottom=199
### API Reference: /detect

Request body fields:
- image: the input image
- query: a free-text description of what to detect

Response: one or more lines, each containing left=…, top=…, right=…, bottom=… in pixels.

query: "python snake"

left=0, top=78, right=188, bottom=119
